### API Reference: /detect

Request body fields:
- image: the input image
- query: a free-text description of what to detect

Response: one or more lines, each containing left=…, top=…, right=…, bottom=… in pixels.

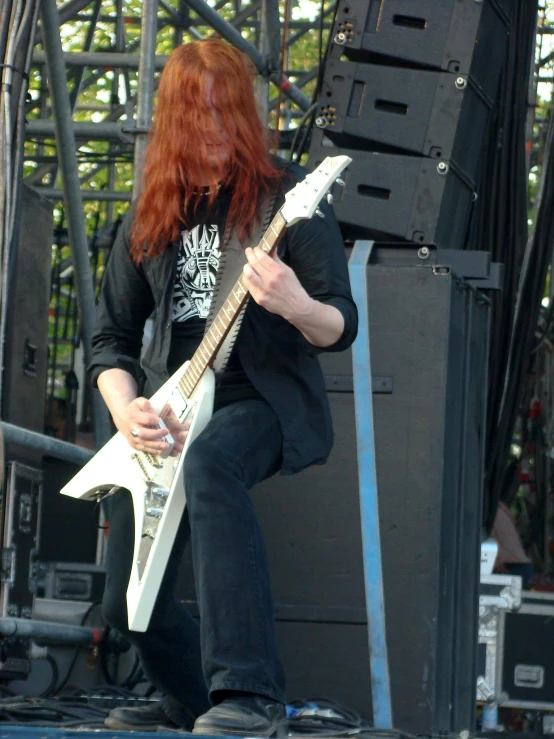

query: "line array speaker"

left=333, top=0, right=508, bottom=90
left=313, top=138, right=475, bottom=247
left=315, top=60, right=491, bottom=182
left=307, top=0, right=510, bottom=247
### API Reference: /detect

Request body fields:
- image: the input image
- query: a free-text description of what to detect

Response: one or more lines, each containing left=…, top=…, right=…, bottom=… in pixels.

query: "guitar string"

left=177, top=209, right=287, bottom=400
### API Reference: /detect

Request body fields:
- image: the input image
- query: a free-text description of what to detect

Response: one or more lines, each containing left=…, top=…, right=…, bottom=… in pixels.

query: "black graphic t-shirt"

left=167, top=192, right=260, bottom=405
left=173, top=223, right=221, bottom=323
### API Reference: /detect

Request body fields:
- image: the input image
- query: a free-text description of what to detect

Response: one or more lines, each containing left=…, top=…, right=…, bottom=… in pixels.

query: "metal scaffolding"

left=17, top=0, right=329, bottom=449
left=26, top=0, right=327, bottom=205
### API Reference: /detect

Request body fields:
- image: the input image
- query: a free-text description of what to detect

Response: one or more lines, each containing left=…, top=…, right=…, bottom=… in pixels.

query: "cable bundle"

left=0, top=688, right=162, bottom=729
left=467, top=0, right=540, bottom=530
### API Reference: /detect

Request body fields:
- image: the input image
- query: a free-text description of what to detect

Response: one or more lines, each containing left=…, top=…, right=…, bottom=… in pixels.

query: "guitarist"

left=93, top=39, right=358, bottom=736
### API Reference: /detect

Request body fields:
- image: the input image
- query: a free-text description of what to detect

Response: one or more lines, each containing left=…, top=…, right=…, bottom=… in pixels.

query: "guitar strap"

left=204, top=187, right=278, bottom=374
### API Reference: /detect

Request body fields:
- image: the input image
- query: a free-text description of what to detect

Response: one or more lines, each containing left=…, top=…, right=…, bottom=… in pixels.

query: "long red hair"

left=130, top=39, right=283, bottom=262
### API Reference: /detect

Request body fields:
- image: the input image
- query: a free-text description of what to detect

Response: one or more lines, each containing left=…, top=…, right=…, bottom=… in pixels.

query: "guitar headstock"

left=281, top=155, right=351, bottom=226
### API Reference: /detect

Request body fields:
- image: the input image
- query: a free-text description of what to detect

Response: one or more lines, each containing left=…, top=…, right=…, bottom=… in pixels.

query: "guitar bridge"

left=137, top=484, right=170, bottom=580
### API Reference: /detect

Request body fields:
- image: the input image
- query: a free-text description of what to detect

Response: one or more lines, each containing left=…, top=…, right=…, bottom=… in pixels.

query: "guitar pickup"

left=146, top=507, right=164, bottom=519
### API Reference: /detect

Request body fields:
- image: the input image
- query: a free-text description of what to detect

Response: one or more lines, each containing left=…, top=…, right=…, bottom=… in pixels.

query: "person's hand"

left=163, top=409, right=190, bottom=457
left=116, top=397, right=188, bottom=457
left=242, top=247, right=314, bottom=322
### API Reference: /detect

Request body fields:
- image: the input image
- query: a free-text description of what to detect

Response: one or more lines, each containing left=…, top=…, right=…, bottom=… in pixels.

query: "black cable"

left=54, top=601, right=101, bottom=695
left=0, top=691, right=394, bottom=734
left=288, top=103, right=318, bottom=161
left=54, top=646, right=82, bottom=695
left=0, top=63, right=28, bottom=79
left=39, top=654, right=60, bottom=698
left=119, top=653, right=141, bottom=689
left=98, top=625, right=116, bottom=686
left=465, top=0, right=540, bottom=531
left=0, top=686, right=161, bottom=727
left=0, top=695, right=109, bottom=727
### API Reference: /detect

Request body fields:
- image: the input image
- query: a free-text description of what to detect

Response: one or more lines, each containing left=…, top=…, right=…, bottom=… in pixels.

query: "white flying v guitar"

left=61, top=155, right=352, bottom=632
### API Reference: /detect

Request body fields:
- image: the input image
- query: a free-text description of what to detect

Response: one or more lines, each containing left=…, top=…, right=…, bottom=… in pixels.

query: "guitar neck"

left=178, top=209, right=287, bottom=399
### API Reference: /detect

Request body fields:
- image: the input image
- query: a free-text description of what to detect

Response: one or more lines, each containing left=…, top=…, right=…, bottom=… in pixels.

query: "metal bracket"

left=435, top=248, right=491, bottom=279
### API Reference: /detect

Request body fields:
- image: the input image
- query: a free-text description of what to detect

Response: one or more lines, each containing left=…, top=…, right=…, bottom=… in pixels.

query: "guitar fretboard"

left=178, top=209, right=287, bottom=399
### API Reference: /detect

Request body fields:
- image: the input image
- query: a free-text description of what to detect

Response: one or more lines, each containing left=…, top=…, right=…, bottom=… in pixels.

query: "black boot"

left=192, top=694, right=287, bottom=737
left=104, top=697, right=193, bottom=731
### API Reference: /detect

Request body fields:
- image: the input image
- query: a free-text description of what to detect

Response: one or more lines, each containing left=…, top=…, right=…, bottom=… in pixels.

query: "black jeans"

left=102, top=399, right=286, bottom=723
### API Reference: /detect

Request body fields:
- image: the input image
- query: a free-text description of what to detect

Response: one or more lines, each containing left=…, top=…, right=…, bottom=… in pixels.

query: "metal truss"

left=21, top=0, right=330, bottom=444
left=27, top=0, right=329, bottom=204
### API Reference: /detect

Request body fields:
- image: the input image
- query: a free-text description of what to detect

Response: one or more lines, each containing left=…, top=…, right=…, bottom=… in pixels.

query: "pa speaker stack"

left=1, top=185, right=52, bottom=452
left=307, top=0, right=510, bottom=248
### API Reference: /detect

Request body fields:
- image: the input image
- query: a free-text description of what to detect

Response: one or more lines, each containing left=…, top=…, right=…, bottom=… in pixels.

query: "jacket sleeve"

left=88, top=205, right=155, bottom=388
left=283, top=195, right=358, bottom=354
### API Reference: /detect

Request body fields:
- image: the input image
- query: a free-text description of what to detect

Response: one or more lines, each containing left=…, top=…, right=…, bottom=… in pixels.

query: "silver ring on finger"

left=131, top=427, right=140, bottom=438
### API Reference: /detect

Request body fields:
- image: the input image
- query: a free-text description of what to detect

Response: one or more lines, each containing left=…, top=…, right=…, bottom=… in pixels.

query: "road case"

left=477, top=589, right=554, bottom=709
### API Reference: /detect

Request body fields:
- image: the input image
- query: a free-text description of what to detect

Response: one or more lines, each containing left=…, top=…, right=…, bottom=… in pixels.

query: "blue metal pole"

left=348, top=240, right=393, bottom=729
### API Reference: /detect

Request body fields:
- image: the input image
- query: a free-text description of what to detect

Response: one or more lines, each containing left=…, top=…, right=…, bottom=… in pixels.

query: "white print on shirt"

left=173, top=224, right=221, bottom=322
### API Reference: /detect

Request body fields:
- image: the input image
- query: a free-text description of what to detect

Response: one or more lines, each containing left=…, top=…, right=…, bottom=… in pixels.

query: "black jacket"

left=90, top=161, right=358, bottom=474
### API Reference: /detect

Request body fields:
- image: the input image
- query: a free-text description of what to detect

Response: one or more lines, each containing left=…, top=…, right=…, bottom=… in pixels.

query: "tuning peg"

left=326, top=193, right=333, bottom=204
left=315, top=208, right=325, bottom=218
left=335, top=177, right=345, bottom=187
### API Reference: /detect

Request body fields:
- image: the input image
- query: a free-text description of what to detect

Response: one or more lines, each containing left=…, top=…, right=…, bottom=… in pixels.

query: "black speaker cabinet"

left=332, top=0, right=509, bottom=100
left=2, top=186, right=52, bottom=456
left=37, top=457, right=101, bottom=566
left=176, top=254, right=490, bottom=735
left=308, top=0, right=510, bottom=246
left=309, top=135, right=474, bottom=247
left=314, top=59, right=491, bottom=184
